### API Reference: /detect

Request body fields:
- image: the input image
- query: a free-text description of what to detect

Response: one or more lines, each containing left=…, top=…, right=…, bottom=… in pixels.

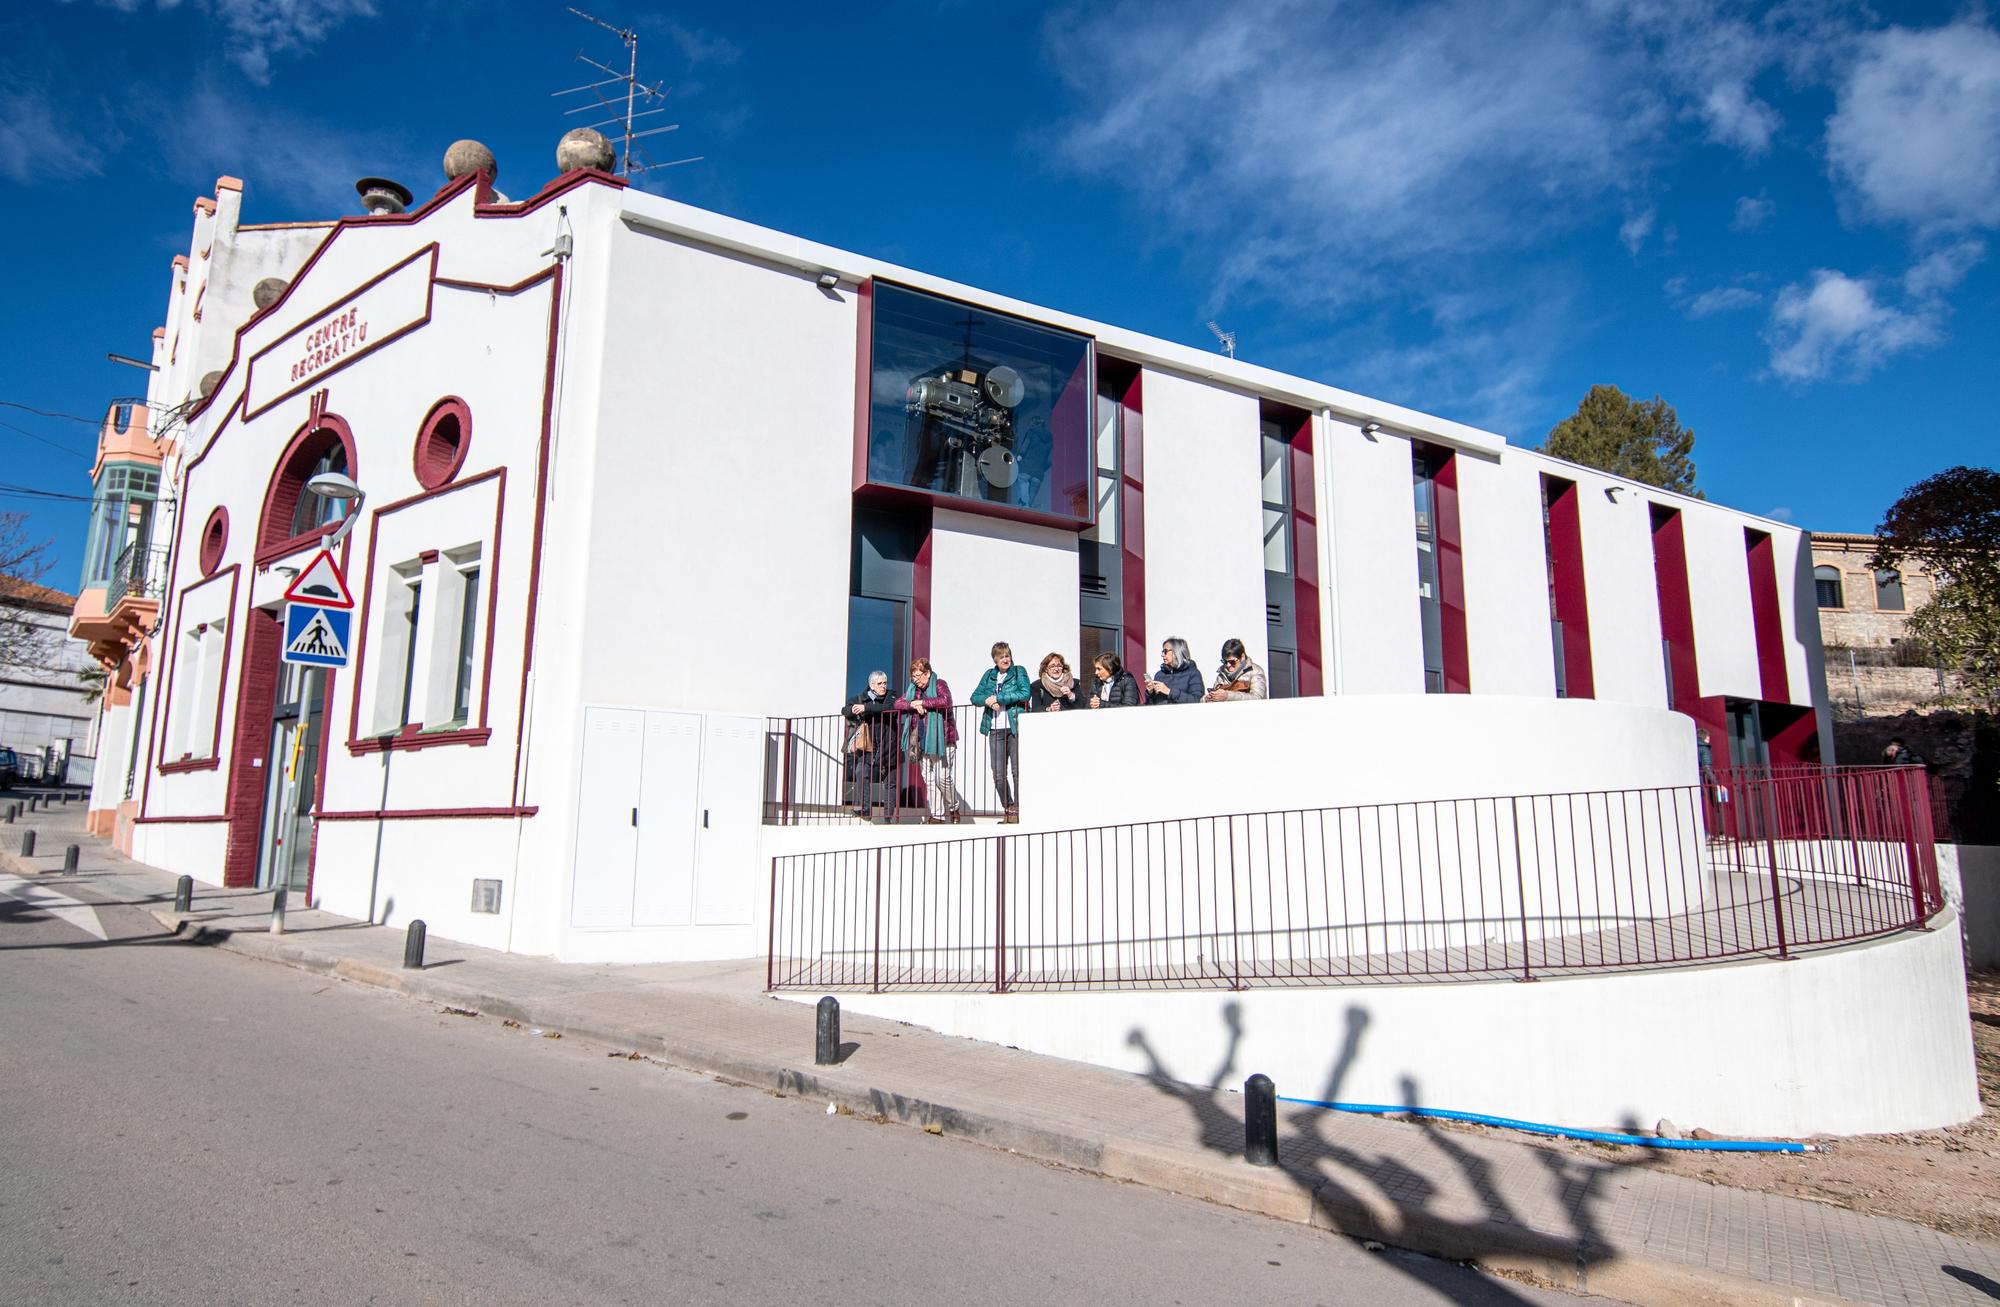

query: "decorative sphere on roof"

left=557, top=128, right=616, bottom=174
left=442, top=139, right=497, bottom=180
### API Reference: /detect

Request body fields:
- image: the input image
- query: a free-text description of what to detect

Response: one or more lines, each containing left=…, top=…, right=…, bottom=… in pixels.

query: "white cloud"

left=1620, top=207, right=1656, bottom=254
left=1826, top=20, right=2000, bottom=232
left=78, top=0, right=374, bottom=83
left=1903, top=239, right=1987, bottom=298
left=157, top=87, right=424, bottom=214
left=0, top=86, right=105, bottom=186
left=1764, top=269, right=1938, bottom=382
left=1767, top=505, right=1794, bottom=522
left=1687, top=285, right=1762, bottom=317
left=1048, top=0, right=1666, bottom=285
left=1732, top=194, right=1774, bottom=231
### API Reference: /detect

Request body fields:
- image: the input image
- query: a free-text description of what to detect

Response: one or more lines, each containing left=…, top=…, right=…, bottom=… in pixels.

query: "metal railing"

left=765, top=704, right=1015, bottom=826
left=768, top=765, right=1940, bottom=993
left=109, top=542, right=170, bottom=609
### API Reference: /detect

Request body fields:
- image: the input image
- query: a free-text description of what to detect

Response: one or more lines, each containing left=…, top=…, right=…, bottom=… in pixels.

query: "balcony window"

left=861, top=282, right=1093, bottom=524
left=80, top=463, right=160, bottom=588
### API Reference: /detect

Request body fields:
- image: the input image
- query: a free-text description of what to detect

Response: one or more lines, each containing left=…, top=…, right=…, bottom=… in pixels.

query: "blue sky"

left=3, top=0, right=1997, bottom=584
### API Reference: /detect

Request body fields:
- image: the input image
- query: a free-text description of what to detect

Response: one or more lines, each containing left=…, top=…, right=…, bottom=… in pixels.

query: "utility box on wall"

left=564, top=707, right=763, bottom=959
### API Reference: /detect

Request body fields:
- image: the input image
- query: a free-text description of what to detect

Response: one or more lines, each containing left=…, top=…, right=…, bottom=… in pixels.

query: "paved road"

left=0, top=881, right=1595, bottom=1305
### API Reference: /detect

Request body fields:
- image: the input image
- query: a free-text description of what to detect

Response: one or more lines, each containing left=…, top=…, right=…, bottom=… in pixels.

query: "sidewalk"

left=5, top=801, right=1998, bottom=1307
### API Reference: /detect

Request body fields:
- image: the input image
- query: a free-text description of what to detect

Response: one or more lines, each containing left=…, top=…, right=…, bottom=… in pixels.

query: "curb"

left=141, top=906, right=1854, bottom=1307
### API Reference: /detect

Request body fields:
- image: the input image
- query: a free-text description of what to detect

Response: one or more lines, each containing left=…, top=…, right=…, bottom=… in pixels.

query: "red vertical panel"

left=911, top=521, right=932, bottom=662
left=1545, top=478, right=1594, bottom=698
left=1765, top=704, right=1820, bottom=768
left=1118, top=370, right=1147, bottom=677
left=1650, top=508, right=1710, bottom=725
left=1432, top=452, right=1470, bottom=694
left=1289, top=415, right=1322, bottom=696
left=850, top=278, right=874, bottom=494
left=220, top=607, right=282, bottom=888
left=1744, top=529, right=1792, bottom=704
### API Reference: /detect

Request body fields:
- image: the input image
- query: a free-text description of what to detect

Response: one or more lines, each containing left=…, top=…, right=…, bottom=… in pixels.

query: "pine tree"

left=1540, top=385, right=1700, bottom=496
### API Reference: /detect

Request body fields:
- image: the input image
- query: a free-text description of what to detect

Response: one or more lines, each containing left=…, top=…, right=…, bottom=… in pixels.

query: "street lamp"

left=304, top=471, right=365, bottom=545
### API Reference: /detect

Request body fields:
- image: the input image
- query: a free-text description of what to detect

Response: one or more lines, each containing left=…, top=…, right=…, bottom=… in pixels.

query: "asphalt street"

left=0, top=874, right=1596, bottom=1305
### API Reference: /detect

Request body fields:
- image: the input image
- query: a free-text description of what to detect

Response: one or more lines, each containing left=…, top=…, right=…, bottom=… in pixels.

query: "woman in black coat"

left=842, top=669, right=898, bottom=819
left=1088, top=652, right=1144, bottom=708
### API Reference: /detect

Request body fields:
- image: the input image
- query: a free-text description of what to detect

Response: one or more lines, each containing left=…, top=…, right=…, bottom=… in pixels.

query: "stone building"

left=0, top=575, right=101, bottom=784
left=1810, top=532, right=1935, bottom=649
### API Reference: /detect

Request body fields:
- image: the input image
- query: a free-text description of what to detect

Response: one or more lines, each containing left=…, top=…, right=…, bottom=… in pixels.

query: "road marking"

left=0, top=873, right=109, bottom=941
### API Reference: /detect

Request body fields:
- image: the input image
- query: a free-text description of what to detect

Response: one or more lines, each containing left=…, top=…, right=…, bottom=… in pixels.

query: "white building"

left=83, top=145, right=1837, bottom=961
left=2, top=576, right=100, bottom=783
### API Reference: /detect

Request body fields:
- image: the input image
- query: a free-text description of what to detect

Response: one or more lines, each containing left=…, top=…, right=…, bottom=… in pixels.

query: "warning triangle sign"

left=283, top=549, right=354, bottom=609
left=286, top=609, right=348, bottom=660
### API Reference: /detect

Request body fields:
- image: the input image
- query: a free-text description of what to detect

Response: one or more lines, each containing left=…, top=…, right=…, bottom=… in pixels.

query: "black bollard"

left=270, top=884, right=287, bottom=935
left=62, top=844, right=79, bottom=873
left=1244, top=1073, right=1278, bottom=1167
left=3, top=804, right=12, bottom=823
left=28, top=795, right=39, bottom=811
left=815, top=995, right=841, bottom=1065
left=403, top=919, right=427, bottom=970
left=174, top=875, right=193, bottom=913
left=19, top=830, right=35, bottom=857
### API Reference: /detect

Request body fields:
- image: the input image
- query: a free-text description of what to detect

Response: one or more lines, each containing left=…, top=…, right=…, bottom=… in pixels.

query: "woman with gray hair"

left=1144, top=637, right=1205, bottom=705
left=843, top=669, right=897, bottom=821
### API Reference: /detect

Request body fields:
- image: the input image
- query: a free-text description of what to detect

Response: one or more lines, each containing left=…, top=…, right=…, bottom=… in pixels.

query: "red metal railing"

left=768, top=766, right=1941, bottom=993
left=765, top=705, right=1013, bottom=826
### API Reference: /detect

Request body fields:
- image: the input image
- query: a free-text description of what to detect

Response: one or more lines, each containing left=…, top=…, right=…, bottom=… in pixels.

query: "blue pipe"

left=1276, top=1096, right=1815, bottom=1153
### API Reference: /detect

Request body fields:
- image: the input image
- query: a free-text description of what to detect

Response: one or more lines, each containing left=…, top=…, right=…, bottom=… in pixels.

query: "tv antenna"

left=1206, top=321, right=1237, bottom=360
left=553, top=6, right=702, bottom=178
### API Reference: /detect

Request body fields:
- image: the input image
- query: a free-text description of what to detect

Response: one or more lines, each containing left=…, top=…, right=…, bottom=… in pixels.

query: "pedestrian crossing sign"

left=283, top=601, right=352, bottom=668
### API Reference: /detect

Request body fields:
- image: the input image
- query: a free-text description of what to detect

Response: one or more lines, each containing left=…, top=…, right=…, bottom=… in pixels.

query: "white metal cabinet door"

left=632, top=710, right=702, bottom=927
left=695, top=714, right=764, bottom=925
left=569, top=707, right=643, bottom=929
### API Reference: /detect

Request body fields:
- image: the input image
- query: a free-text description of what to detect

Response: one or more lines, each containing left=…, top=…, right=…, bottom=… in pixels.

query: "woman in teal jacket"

left=971, top=641, right=1031, bottom=823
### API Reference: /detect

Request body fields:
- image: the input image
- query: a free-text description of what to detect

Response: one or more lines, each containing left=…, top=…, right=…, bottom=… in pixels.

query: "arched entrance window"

left=258, top=415, right=357, bottom=558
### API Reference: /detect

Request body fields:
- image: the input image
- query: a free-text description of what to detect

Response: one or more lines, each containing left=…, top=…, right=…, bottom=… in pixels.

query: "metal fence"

left=109, top=542, right=171, bottom=609
left=769, top=765, right=1940, bottom=993
left=765, top=705, right=1015, bottom=826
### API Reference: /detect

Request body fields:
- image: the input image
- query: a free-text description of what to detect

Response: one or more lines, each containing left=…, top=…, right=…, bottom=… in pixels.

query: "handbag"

left=846, top=721, right=873, bottom=754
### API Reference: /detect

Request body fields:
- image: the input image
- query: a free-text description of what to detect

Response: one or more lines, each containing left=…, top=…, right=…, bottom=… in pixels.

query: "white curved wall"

left=1017, top=693, right=1699, bottom=827
left=809, top=911, right=1980, bottom=1138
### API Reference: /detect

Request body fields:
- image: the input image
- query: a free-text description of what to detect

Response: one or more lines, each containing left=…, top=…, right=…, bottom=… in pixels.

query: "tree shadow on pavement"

left=1129, top=1000, right=1651, bottom=1301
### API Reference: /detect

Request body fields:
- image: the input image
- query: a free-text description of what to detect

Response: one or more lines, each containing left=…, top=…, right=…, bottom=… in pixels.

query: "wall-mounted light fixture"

left=1360, top=422, right=1382, bottom=440
left=1605, top=486, right=1624, bottom=503
left=816, top=271, right=840, bottom=291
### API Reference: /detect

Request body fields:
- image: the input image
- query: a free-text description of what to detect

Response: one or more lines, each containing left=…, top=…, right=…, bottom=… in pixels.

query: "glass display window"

left=862, top=282, right=1094, bottom=525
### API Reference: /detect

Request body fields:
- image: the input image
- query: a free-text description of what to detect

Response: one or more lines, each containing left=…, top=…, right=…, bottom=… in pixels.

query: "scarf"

left=905, top=680, right=949, bottom=756
left=1041, top=665, right=1073, bottom=699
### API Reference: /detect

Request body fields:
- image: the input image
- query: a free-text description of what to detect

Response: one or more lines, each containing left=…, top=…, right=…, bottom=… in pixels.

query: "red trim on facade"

left=347, top=727, right=492, bottom=756
left=134, top=813, right=230, bottom=825
left=851, top=278, right=874, bottom=494
left=198, top=506, right=229, bottom=576
left=314, top=805, right=539, bottom=822
left=412, top=396, right=471, bottom=490
left=219, top=608, right=283, bottom=887
left=852, top=481, right=1104, bottom=534
left=1118, top=368, right=1148, bottom=678
left=1650, top=506, right=1709, bottom=728
left=242, top=245, right=439, bottom=422
left=152, top=565, right=240, bottom=771
left=1543, top=476, right=1594, bottom=699
left=911, top=523, right=934, bottom=661
left=1744, top=528, right=1792, bottom=704
left=255, top=413, right=358, bottom=560
left=342, top=467, right=508, bottom=752
left=1765, top=703, right=1821, bottom=768
left=509, top=264, right=563, bottom=808
left=1427, top=447, right=1471, bottom=694
left=1287, top=410, right=1323, bottom=697
left=417, top=549, right=441, bottom=565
